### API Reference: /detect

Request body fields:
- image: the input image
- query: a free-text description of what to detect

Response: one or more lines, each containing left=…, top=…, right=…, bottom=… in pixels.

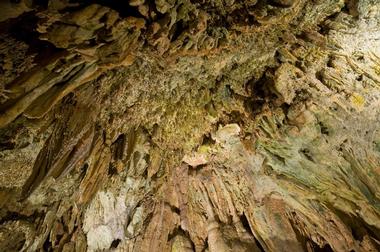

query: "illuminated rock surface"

left=0, top=0, right=380, bottom=251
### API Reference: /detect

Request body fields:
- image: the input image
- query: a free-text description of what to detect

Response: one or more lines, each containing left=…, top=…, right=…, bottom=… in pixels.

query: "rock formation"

left=0, top=0, right=380, bottom=251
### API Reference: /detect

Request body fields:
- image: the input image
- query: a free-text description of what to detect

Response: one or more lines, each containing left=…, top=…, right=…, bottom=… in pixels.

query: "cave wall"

left=0, top=0, right=380, bottom=251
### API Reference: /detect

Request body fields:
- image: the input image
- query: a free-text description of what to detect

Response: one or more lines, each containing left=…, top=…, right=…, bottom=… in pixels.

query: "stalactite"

left=0, top=0, right=380, bottom=251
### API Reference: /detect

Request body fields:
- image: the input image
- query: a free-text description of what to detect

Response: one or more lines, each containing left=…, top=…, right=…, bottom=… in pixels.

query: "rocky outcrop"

left=1, top=0, right=380, bottom=251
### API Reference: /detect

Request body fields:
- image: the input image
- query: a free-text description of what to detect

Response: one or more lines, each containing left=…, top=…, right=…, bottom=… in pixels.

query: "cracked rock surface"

left=1, top=0, right=380, bottom=251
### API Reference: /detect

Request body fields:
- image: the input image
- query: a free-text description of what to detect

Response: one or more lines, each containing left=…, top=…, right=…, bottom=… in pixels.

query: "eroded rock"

left=0, top=0, right=380, bottom=251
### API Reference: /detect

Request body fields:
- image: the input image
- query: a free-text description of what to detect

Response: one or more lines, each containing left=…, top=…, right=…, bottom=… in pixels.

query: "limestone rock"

left=0, top=0, right=380, bottom=251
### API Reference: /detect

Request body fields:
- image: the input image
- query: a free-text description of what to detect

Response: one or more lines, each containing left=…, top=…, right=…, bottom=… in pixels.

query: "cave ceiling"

left=1, top=0, right=380, bottom=251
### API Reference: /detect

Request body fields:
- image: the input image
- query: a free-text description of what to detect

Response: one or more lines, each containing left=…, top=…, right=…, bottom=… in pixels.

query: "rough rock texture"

left=0, top=0, right=380, bottom=251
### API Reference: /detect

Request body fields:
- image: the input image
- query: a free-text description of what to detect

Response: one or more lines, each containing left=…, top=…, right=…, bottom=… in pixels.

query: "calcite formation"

left=0, top=0, right=380, bottom=251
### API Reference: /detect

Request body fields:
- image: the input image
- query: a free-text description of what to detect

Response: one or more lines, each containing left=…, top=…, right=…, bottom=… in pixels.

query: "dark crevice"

left=252, top=235, right=266, bottom=252
left=0, top=139, right=15, bottom=151
left=110, top=239, right=121, bottom=249
left=295, top=31, right=309, bottom=42
left=317, top=5, right=342, bottom=36
left=165, top=202, right=180, bottom=216
left=0, top=210, right=42, bottom=225
left=167, top=227, right=181, bottom=242
left=111, top=134, right=126, bottom=161
left=319, top=24, right=331, bottom=36
left=299, top=148, right=314, bottom=162
left=55, top=234, right=64, bottom=246
left=329, top=206, right=380, bottom=247
left=171, top=20, right=186, bottom=42
left=229, top=8, right=259, bottom=27
left=322, top=244, right=334, bottom=251
left=43, top=237, right=53, bottom=252
left=268, top=0, right=294, bottom=8
left=342, top=0, right=359, bottom=18
left=327, top=56, right=335, bottom=68
left=281, top=103, right=290, bottom=122
left=239, top=213, right=254, bottom=237
left=273, top=153, right=286, bottom=165
left=274, top=49, right=282, bottom=63
left=68, top=0, right=144, bottom=18
left=34, top=0, right=49, bottom=8
left=0, top=17, right=61, bottom=111
left=80, top=163, right=89, bottom=178
left=244, top=99, right=266, bottom=117
left=227, top=110, right=246, bottom=126
left=201, top=237, right=209, bottom=252
left=244, top=72, right=275, bottom=116
left=318, top=121, right=330, bottom=135
left=108, top=164, right=118, bottom=176
left=295, top=60, right=304, bottom=70
left=142, top=166, right=149, bottom=179
left=201, top=133, right=216, bottom=145
left=315, top=70, right=325, bottom=84
left=311, top=242, right=334, bottom=252
left=3, top=12, right=62, bottom=67
left=356, top=74, right=363, bottom=81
